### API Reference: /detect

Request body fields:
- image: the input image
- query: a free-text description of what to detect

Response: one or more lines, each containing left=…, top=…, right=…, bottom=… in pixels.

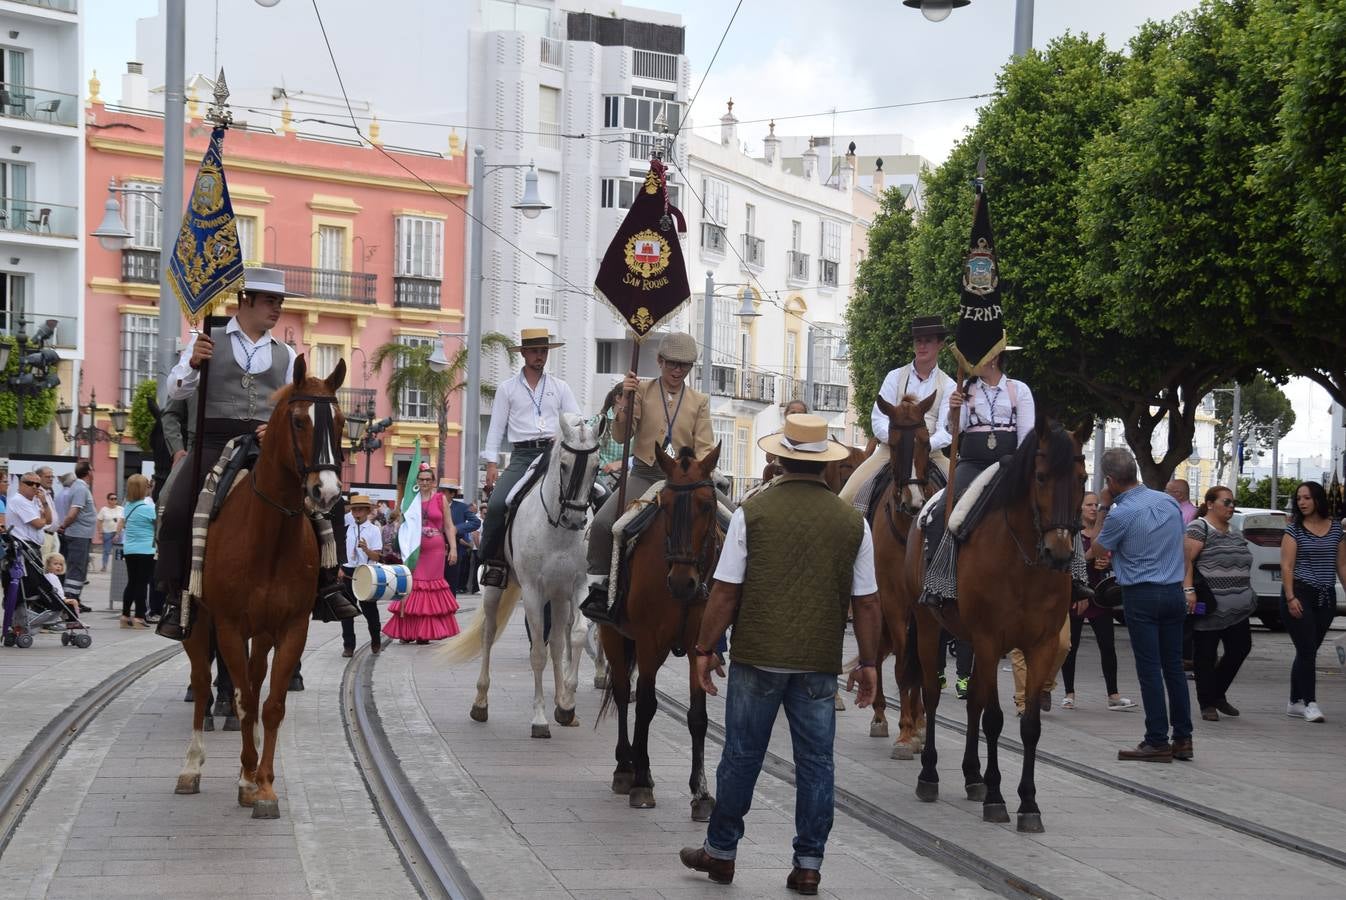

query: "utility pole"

left=1092, top=422, right=1105, bottom=493
left=803, top=326, right=816, bottom=411
left=1013, top=0, right=1034, bottom=58
left=1270, top=418, right=1281, bottom=511
left=156, top=0, right=186, bottom=403
left=1230, top=382, right=1242, bottom=497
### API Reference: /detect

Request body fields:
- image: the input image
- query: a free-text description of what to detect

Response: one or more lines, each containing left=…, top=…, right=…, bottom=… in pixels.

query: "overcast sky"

left=85, top=0, right=1337, bottom=463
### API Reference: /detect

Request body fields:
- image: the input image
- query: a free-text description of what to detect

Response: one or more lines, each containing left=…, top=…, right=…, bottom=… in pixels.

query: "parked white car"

left=1229, top=507, right=1346, bottom=629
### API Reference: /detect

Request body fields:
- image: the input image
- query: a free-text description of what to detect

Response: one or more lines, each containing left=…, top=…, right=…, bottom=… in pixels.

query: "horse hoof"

left=834, top=694, right=846, bottom=711
left=174, top=774, right=200, bottom=795
left=915, top=779, right=939, bottom=803
left=237, top=786, right=255, bottom=808
left=983, top=802, right=1011, bottom=824
left=554, top=705, right=576, bottom=726
left=203, top=716, right=215, bottom=733
left=531, top=724, right=551, bottom=739
left=1017, top=812, right=1045, bottom=833
left=469, top=705, right=488, bottom=723
left=870, top=721, right=889, bottom=738
left=223, top=716, right=241, bottom=732
left=628, top=787, right=656, bottom=809
left=611, top=772, right=635, bottom=795
left=890, top=743, right=915, bottom=761
left=592, top=673, right=608, bottom=690
left=251, top=799, right=280, bottom=820
left=690, top=796, right=715, bottom=822
left=965, top=782, right=987, bottom=802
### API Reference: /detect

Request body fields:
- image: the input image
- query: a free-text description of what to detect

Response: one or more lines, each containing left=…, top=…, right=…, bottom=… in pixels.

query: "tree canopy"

left=1212, top=374, right=1295, bottom=481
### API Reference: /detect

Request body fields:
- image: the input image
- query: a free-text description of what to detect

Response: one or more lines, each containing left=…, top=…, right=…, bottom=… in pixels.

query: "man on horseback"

left=477, top=328, right=580, bottom=589
left=840, top=315, right=957, bottom=515
left=154, top=267, right=359, bottom=639
left=579, top=331, right=714, bottom=626
left=678, top=414, right=881, bottom=893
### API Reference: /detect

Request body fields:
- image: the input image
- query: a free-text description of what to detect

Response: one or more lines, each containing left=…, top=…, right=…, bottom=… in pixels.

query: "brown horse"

left=863, top=393, right=937, bottom=759
left=599, top=443, right=721, bottom=820
left=174, top=356, right=347, bottom=819
left=907, top=415, right=1087, bottom=833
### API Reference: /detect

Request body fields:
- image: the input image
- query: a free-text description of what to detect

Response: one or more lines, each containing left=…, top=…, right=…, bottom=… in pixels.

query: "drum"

left=352, top=564, right=412, bottom=603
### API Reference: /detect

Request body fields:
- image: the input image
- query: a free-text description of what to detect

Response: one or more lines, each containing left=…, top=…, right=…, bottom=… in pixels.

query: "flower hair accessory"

left=419, top=461, right=432, bottom=472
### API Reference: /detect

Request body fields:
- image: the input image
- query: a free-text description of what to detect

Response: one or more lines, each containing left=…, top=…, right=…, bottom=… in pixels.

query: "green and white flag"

left=397, top=439, right=423, bottom=570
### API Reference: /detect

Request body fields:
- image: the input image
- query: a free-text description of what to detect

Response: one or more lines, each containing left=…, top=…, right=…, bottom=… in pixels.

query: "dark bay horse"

left=906, top=415, right=1087, bottom=833
left=599, top=443, right=721, bottom=820
left=863, top=394, right=937, bottom=759
left=174, top=356, right=347, bottom=819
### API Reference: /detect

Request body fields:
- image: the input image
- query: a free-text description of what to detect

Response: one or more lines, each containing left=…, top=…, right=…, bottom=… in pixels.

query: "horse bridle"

left=541, top=438, right=601, bottom=527
left=883, top=419, right=933, bottom=540
left=662, top=479, right=719, bottom=598
left=1005, top=442, right=1086, bottom=571
left=250, top=392, right=342, bottom=519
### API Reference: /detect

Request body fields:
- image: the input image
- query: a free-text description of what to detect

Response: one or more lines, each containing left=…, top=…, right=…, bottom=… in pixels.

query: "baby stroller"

left=2, top=531, right=92, bottom=649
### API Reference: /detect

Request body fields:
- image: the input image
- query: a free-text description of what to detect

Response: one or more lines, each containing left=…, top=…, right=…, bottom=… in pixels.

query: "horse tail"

left=596, top=637, right=634, bottom=723
left=438, top=582, right=522, bottom=665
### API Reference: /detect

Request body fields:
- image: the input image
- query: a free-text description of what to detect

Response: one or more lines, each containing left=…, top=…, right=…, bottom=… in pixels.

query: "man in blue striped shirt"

left=1089, top=447, right=1193, bottom=762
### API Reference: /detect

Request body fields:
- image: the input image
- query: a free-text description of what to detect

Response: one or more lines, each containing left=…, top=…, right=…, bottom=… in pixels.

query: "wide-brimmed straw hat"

left=509, top=327, right=565, bottom=351
left=243, top=265, right=303, bottom=298
left=757, top=414, right=851, bottom=463
left=348, top=494, right=373, bottom=508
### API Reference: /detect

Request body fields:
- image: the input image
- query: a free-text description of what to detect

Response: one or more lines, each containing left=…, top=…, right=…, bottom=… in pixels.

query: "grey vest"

left=203, top=325, right=289, bottom=423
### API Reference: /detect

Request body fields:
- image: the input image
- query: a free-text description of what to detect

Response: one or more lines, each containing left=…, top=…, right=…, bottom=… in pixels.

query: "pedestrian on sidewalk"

left=1063, top=492, right=1135, bottom=711
left=1280, top=481, right=1344, bottom=723
left=341, top=495, right=384, bottom=657
left=678, top=414, right=881, bottom=895
left=55, top=462, right=96, bottom=610
left=96, top=492, right=123, bottom=573
left=119, top=474, right=156, bottom=628
left=383, top=464, right=459, bottom=645
left=1088, top=448, right=1193, bottom=763
left=1184, top=486, right=1255, bottom=722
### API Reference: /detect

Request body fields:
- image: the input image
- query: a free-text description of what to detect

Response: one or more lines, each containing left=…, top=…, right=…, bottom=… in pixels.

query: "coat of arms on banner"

left=962, top=238, right=998, bottom=295
left=625, top=230, right=671, bottom=278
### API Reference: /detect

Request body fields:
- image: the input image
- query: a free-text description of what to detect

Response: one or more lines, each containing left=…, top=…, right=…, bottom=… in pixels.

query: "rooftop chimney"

left=841, top=141, right=857, bottom=192
left=801, top=136, right=818, bottom=182
left=872, top=157, right=885, bottom=194
left=122, top=61, right=148, bottom=109
left=720, top=98, right=738, bottom=148
left=762, top=119, right=780, bottom=168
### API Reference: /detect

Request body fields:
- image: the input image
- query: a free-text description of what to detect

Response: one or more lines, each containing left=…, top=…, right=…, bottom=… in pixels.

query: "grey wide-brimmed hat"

left=243, top=266, right=303, bottom=298
left=657, top=332, right=699, bottom=364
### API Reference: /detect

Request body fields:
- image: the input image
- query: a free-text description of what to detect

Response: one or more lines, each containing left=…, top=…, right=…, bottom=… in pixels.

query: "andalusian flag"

left=397, top=440, right=423, bottom=570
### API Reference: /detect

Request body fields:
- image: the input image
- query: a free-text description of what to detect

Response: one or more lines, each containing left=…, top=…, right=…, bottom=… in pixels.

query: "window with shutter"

left=120, top=313, right=158, bottom=406
left=394, top=216, right=445, bottom=278
left=124, top=181, right=162, bottom=250
left=236, top=215, right=259, bottom=265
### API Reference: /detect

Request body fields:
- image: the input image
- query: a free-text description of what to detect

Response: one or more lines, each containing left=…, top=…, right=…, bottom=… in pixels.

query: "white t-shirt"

left=98, top=505, right=124, bottom=535
left=6, top=492, right=46, bottom=545
left=714, top=506, right=878, bottom=596
left=345, top=519, right=384, bottom=568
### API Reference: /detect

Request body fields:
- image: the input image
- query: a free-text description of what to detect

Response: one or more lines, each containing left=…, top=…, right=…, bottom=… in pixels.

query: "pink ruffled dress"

left=383, top=494, right=460, bottom=641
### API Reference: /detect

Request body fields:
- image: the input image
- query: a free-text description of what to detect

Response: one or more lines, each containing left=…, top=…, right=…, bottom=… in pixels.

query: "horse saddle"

left=917, top=460, right=1003, bottom=542
left=208, top=433, right=260, bottom=521
left=502, top=452, right=552, bottom=560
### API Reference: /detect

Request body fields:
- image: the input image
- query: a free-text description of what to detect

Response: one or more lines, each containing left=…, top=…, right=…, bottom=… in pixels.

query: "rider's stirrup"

left=579, top=579, right=613, bottom=626
left=313, top=570, right=359, bottom=622
left=480, top=561, right=508, bottom=589
left=155, top=599, right=191, bottom=641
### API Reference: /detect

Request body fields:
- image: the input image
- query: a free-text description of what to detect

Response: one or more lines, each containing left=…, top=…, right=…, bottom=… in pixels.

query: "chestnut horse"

left=174, top=357, right=346, bottom=819
left=599, top=443, right=721, bottom=820
left=863, top=394, right=937, bottom=759
left=906, top=415, right=1087, bottom=833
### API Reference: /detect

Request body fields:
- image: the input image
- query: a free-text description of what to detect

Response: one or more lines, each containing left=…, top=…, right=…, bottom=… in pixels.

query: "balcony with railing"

left=271, top=263, right=377, bottom=304
left=121, top=248, right=160, bottom=284
left=337, top=387, right=377, bottom=417
left=737, top=371, right=777, bottom=404
left=0, top=198, right=78, bottom=237
left=700, top=223, right=726, bottom=254
left=632, top=49, right=678, bottom=82
left=819, top=258, right=839, bottom=288
left=812, top=382, right=849, bottom=412
left=0, top=84, right=79, bottom=127
left=538, top=121, right=561, bottom=150
left=393, top=275, right=441, bottom=309
left=9, top=0, right=78, bottom=11
left=741, top=233, right=765, bottom=269
left=787, top=250, right=810, bottom=285
left=624, top=130, right=657, bottom=161
left=540, top=36, right=564, bottom=67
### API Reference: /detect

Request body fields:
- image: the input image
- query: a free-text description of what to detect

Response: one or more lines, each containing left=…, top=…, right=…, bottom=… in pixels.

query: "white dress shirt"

left=6, top=492, right=47, bottom=545
left=481, top=370, right=581, bottom=461
left=714, top=507, right=878, bottom=596
left=345, top=519, right=383, bottom=567
left=168, top=318, right=297, bottom=401
left=871, top=363, right=956, bottom=449
left=933, top=376, right=1035, bottom=449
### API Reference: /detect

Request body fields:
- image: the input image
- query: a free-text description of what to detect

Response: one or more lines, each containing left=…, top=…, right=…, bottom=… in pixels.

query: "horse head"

left=267, top=354, right=347, bottom=515
left=1028, top=412, right=1090, bottom=570
left=654, top=442, right=721, bottom=604
left=877, top=392, right=935, bottom=514
left=546, top=413, right=604, bottom=530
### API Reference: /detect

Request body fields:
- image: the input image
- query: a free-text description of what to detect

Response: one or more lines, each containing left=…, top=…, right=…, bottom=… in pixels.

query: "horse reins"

left=1004, top=439, right=1086, bottom=571
left=883, top=419, right=932, bottom=542
left=540, top=439, right=601, bottom=527
left=249, top=391, right=342, bottom=520
left=662, top=479, right=719, bottom=595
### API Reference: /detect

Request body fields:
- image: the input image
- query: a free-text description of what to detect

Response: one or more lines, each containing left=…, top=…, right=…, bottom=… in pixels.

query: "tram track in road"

left=857, top=682, right=1346, bottom=872
left=0, top=644, right=182, bottom=857
left=340, top=643, right=482, bottom=900
left=654, top=686, right=1060, bottom=900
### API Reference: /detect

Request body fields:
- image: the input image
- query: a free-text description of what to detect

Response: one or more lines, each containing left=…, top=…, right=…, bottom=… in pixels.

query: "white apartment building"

left=778, top=133, right=930, bottom=212
left=0, top=0, right=83, bottom=448
left=678, top=103, right=859, bottom=489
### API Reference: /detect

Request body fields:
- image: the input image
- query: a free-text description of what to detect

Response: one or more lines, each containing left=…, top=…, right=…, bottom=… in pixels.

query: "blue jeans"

left=1121, top=582, right=1192, bottom=746
left=704, top=663, right=836, bottom=871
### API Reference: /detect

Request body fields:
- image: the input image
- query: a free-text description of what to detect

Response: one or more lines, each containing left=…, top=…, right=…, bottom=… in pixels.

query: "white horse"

left=440, top=413, right=604, bottom=738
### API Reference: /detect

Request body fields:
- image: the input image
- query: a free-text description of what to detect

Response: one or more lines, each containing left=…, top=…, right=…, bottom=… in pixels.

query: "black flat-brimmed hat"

left=911, top=315, right=949, bottom=339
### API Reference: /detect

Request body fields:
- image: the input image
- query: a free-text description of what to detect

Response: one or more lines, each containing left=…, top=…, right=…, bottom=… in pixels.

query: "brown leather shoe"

left=1172, top=737, right=1194, bottom=761
left=1118, top=742, right=1173, bottom=762
left=787, top=866, right=821, bottom=895
left=679, top=847, right=734, bottom=884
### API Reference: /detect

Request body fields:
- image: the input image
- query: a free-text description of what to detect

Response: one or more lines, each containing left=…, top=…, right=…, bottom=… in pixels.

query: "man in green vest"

left=678, top=414, right=882, bottom=896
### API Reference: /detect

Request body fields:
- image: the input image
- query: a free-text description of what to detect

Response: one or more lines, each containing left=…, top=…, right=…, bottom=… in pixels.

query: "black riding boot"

left=155, top=595, right=192, bottom=641
left=480, top=560, right=509, bottom=589
left=579, top=578, right=613, bottom=625
left=313, top=568, right=359, bottom=622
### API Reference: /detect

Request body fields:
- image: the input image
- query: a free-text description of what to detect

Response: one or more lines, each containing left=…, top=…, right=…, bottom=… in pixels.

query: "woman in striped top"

left=1280, top=481, right=1345, bottom=723
left=1183, top=486, right=1255, bottom=722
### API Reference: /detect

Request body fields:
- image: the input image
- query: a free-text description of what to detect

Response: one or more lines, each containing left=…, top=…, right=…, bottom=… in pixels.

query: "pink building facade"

left=81, top=90, right=468, bottom=504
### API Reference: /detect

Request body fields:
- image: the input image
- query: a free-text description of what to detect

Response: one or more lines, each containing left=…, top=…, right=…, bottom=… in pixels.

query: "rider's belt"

left=203, top=417, right=267, bottom=436
left=959, top=429, right=1017, bottom=462
left=510, top=438, right=554, bottom=450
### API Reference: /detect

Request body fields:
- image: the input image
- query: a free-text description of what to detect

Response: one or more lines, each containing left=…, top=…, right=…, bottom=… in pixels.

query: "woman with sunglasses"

left=1280, top=481, right=1344, bottom=723
left=1183, top=486, right=1256, bottom=722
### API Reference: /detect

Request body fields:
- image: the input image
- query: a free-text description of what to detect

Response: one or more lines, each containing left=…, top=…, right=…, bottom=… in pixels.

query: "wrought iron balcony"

left=787, top=250, right=810, bottom=285
left=337, top=387, right=377, bottom=416
left=633, top=49, right=678, bottom=82
left=393, top=276, right=442, bottom=309
left=270, top=263, right=377, bottom=304
left=737, top=371, right=776, bottom=404
left=701, top=223, right=726, bottom=254
left=819, top=258, right=839, bottom=287
left=121, top=248, right=159, bottom=284
left=812, top=382, right=849, bottom=412
left=741, top=234, right=765, bottom=269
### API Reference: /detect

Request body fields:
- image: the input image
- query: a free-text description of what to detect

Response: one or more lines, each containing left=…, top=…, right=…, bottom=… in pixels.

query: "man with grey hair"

left=1088, top=447, right=1192, bottom=762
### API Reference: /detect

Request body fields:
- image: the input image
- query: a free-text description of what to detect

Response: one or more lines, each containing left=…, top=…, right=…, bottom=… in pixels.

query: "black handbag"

left=1191, top=520, right=1218, bottom=616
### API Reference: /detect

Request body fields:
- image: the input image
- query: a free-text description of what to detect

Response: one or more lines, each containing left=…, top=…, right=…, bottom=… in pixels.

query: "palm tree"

left=369, top=332, right=516, bottom=479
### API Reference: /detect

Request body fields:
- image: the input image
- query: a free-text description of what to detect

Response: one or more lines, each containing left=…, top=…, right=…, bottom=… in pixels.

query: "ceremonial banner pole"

left=595, top=111, right=690, bottom=514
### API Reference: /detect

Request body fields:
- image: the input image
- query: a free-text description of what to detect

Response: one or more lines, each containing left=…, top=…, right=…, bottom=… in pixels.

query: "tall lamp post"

left=55, top=389, right=129, bottom=465
left=903, top=0, right=1034, bottom=57
left=344, top=400, right=393, bottom=485
left=2, top=315, right=62, bottom=454
left=460, top=147, right=550, bottom=506
left=700, top=272, right=762, bottom=396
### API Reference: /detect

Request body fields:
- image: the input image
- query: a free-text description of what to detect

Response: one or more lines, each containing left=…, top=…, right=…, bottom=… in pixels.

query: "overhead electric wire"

left=675, top=0, right=744, bottom=140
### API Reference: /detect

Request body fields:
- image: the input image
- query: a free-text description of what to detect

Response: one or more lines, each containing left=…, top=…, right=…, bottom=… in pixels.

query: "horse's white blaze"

left=314, top=469, right=340, bottom=505
left=181, top=729, right=206, bottom=776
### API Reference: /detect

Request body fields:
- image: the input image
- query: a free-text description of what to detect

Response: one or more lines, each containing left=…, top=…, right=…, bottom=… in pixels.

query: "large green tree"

left=1212, top=374, right=1296, bottom=480
left=370, top=334, right=514, bottom=478
left=0, top=335, right=58, bottom=433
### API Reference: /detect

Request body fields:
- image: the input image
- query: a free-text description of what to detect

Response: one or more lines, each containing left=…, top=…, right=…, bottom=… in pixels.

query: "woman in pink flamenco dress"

left=384, top=465, right=460, bottom=644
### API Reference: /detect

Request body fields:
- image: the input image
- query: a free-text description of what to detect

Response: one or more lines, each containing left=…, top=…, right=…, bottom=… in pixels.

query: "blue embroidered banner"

left=167, top=126, right=244, bottom=323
